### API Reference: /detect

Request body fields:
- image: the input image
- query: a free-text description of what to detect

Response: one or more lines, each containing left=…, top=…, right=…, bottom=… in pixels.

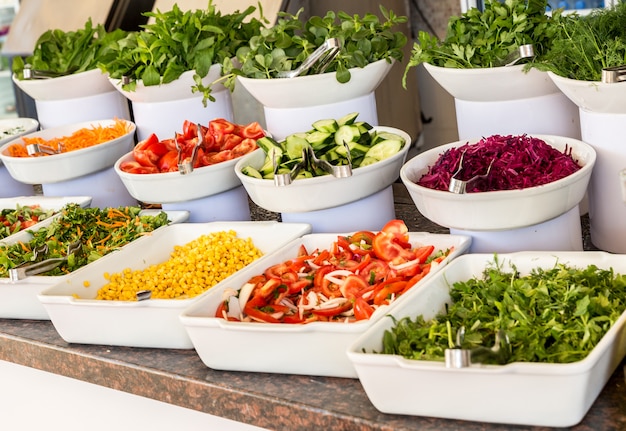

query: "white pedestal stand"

left=264, top=92, right=378, bottom=141
left=131, top=90, right=234, bottom=142
left=0, top=165, right=34, bottom=197
left=161, top=186, right=251, bottom=223
left=42, top=167, right=137, bottom=208
left=281, top=185, right=394, bottom=233
left=579, top=109, right=626, bottom=253
left=454, top=92, right=581, bottom=140
left=450, top=205, right=583, bottom=254
left=35, top=91, right=131, bottom=130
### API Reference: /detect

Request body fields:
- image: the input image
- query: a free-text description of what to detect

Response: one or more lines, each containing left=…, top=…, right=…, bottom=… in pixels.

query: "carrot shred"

left=5, top=118, right=131, bottom=158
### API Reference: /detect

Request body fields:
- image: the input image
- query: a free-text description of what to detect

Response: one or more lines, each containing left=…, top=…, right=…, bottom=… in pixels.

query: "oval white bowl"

left=108, top=64, right=225, bottom=103
left=236, top=59, right=394, bottom=109
left=400, top=134, right=596, bottom=231
left=12, top=69, right=115, bottom=101
left=547, top=71, right=626, bottom=114
left=235, top=126, right=412, bottom=213
left=0, top=119, right=136, bottom=184
left=0, top=118, right=39, bottom=147
left=114, top=148, right=261, bottom=204
left=422, top=63, right=560, bottom=102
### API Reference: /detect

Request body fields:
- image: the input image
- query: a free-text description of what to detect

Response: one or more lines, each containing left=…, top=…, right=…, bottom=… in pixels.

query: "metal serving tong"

left=276, top=38, right=341, bottom=78
left=448, top=150, right=495, bottom=194
left=444, top=327, right=511, bottom=368
left=26, top=142, right=63, bottom=156
left=273, top=145, right=352, bottom=186
left=22, top=65, right=79, bottom=80
left=503, top=44, right=535, bottom=67
left=601, top=65, right=626, bottom=83
left=175, top=124, right=204, bottom=174
left=9, top=240, right=82, bottom=281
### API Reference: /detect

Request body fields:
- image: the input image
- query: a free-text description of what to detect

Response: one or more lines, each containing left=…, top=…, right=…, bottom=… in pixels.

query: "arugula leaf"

left=381, top=258, right=626, bottom=364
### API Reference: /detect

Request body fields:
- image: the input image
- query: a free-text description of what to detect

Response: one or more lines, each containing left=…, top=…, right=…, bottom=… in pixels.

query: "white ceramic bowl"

left=400, top=134, right=596, bottom=231
left=179, top=231, right=471, bottom=378
left=108, top=64, right=226, bottom=103
left=38, top=221, right=312, bottom=348
left=235, top=126, right=412, bottom=213
left=0, top=118, right=39, bottom=146
left=0, top=119, right=136, bottom=184
left=422, top=63, right=560, bottom=102
left=12, top=69, right=115, bottom=101
left=114, top=148, right=262, bottom=204
left=347, top=251, right=626, bottom=427
left=236, top=59, right=394, bottom=109
left=548, top=71, right=626, bottom=114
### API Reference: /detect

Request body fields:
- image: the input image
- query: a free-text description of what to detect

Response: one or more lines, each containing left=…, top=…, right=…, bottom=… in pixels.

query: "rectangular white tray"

left=0, top=209, right=189, bottom=320
left=38, top=221, right=312, bottom=349
left=347, top=251, right=626, bottom=427
left=179, top=232, right=471, bottom=378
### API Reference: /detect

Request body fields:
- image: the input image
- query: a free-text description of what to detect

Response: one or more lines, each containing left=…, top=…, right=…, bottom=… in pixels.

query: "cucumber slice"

left=312, top=119, right=339, bottom=133
left=355, top=121, right=374, bottom=133
left=358, top=156, right=379, bottom=167
left=241, top=166, right=263, bottom=179
left=371, top=131, right=405, bottom=146
left=284, top=133, right=310, bottom=160
left=364, top=139, right=403, bottom=161
left=336, top=112, right=359, bottom=126
left=334, top=125, right=361, bottom=146
left=306, top=131, right=332, bottom=150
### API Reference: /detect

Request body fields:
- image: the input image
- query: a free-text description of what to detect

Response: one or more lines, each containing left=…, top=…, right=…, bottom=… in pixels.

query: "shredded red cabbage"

left=417, top=135, right=582, bottom=193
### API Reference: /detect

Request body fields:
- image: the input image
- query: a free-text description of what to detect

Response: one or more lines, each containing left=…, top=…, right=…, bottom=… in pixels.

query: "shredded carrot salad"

left=6, top=118, right=131, bottom=158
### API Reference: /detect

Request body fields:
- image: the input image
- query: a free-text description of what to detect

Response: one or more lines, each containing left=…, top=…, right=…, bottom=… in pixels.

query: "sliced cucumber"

left=364, top=139, right=403, bottom=161
left=312, top=119, right=339, bottom=133
left=306, top=130, right=332, bottom=150
left=358, top=156, right=379, bottom=167
left=241, top=165, right=263, bottom=179
left=334, top=125, right=361, bottom=146
left=336, top=112, right=359, bottom=126
left=371, top=131, right=405, bottom=146
left=284, top=133, right=310, bottom=160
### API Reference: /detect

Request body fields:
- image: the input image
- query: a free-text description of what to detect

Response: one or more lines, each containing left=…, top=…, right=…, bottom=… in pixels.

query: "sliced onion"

left=238, top=282, right=255, bottom=311
left=221, top=287, right=238, bottom=302
left=389, top=258, right=420, bottom=270
left=324, top=269, right=354, bottom=286
left=316, top=297, right=349, bottom=309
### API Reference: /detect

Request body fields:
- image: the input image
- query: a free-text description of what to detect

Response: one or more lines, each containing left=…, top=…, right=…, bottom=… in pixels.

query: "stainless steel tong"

left=26, top=142, right=63, bottom=156
left=444, top=327, right=511, bottom=368
left=602, top=65, right=626, bottom=83
left=22, top=65, right=79, bottom=80
left=503, top=44, right=535, bottom=67
left=175, top=124, right=204, bottom=174
left=273, top=145, right=352, bottom=186
left=276, top=38, right=341, bottom=78
left=9, top=240, right=82, bottom=281
left=448, top=150, right=495, bottom=194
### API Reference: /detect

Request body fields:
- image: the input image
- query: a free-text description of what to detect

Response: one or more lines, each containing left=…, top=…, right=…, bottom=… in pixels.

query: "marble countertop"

left=0, top=184, right=624, bottom=431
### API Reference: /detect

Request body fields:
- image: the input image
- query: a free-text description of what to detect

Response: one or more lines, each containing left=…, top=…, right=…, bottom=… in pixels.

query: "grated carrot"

left=5, top=118, right=131, bottom=158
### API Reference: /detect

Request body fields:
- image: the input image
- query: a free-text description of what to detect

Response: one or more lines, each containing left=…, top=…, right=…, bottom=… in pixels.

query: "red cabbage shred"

left=417, top=135, right=582, bottom=193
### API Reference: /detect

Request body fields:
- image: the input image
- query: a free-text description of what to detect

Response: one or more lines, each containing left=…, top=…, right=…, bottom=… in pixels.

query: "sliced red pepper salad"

left=214, top=220, right=453, bottom=324
left=119, top=118, right=264, bottom=174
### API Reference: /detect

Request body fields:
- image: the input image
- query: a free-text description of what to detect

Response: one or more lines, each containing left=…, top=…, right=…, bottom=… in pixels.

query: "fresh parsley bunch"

left=403, top=0, right=563, bottom=85
left=12, top=18, right=127, bottom=79
left=218, top=6, right=407, bottom=90
left=100, top=2, right=266, bottom=105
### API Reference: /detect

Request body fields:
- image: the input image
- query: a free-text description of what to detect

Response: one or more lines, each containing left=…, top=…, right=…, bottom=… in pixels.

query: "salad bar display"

left=0, top=1, right=625, bottom=430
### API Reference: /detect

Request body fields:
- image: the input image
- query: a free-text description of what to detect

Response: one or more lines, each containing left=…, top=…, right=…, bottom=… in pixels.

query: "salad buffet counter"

left=0, top=184, right=624, bottom=431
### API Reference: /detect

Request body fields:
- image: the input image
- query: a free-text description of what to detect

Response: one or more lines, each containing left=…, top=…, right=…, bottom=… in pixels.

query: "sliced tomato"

left=232, top=139, right=258, bottom=158
left=220, top=133, right=243, bottom=151
left=373, top=232, right=416, bottom=262
left=202, top=150, right=233, bottom=165
left=381, top=219, right=410, bottom=243
left=133, top=134, right=168, bottom=167
left=244, top=303, right=281, bottom=323
left=354, top=297, right=375, bottom=321
left=240, top=121, right=265, bottom=139
left=359, top=259, right=389, bottom=284
left=120, top=160, right=158, bottom=174
left=182, top=120, right=198, bottom=140
left=311, top=300, right=352, bottom=317
left=340, top=275, right=371, bottom=299
left=414, top=245, right=435, bottom=263
left=157, top=150, right=180, bottom=172
left=265, top=262, right=299, bottom=284
left=373, top=279, right=408, bottom=305
left=209, top=118, right=236, bottom=145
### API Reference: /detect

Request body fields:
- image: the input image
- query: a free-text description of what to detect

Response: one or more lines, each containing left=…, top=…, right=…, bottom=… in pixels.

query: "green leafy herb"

left=381, top=257, right=626, bottom=364
left=99, top=2, right=266, bottom=105
left=216, top=6, right=407, bottom=90
left=533, top=2, right=626, bottom=81
left=12, top=18, right=128, bottom=79
left=402, top=0, right=563, bottom=85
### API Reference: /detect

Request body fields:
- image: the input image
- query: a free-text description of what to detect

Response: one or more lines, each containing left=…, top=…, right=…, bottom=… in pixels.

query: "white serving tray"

left=347, top=251, right=626, bottom=427
left=179, top=232, right=471, bottom=378
left=38, top=221, right=312, bottom=349
left=0, top=209, right=189, bottom=320
left=0, top=195, right=92, bottom=244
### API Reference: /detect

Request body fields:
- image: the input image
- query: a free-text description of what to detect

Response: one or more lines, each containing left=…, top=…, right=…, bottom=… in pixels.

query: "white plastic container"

left=0, top=210, right=188, bottom=320
left=347, top=251, right=626, bottom=427
left=38, top=221, right=312, bottom=348
left=179, top=232, right=471, bottom=378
